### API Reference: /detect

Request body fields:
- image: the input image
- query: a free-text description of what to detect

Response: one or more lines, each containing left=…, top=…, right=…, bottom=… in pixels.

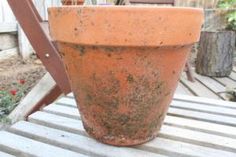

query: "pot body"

left=49, top=6, right=203, bottom=146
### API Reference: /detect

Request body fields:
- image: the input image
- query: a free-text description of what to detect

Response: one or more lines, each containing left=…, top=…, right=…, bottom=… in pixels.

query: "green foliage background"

left=218, top=0, right=236, bottom=30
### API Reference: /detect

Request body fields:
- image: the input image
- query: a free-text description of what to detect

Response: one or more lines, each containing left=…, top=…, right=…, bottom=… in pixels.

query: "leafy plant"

left=0, top=79, right=26, bottom=123
left=218, top=0, right=236, bottom=30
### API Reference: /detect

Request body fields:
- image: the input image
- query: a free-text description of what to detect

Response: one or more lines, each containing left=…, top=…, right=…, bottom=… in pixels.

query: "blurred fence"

left=0, top=0, right=17, bottom=32
left=176, top=0, right=220, bottom=8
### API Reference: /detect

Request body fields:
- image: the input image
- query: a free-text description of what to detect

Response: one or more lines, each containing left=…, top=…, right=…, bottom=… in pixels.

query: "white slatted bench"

left=1, top=94, right=236, bottom=157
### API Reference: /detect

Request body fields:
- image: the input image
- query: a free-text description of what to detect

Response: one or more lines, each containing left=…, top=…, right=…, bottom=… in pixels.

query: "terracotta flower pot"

left=48, top=6, right=203, bottom=146
left=61, top=0, right=84, bottom=5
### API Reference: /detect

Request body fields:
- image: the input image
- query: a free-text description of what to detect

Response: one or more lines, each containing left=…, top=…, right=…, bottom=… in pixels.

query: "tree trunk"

left=196, top=31, right=235, bottom=77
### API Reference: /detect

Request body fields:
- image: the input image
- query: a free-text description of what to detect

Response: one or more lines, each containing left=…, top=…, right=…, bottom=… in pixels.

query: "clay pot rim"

left=49, top=6, right=204, bottom=47
left=51, top=5, right=203, bottom=11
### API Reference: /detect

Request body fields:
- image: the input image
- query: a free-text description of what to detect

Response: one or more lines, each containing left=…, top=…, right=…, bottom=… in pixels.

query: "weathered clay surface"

left=49, top=6, right=203, bottom=146
left=58, top=43, right=192, bottom=146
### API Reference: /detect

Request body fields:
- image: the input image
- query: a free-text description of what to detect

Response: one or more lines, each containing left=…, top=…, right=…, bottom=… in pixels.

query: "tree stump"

left=196, top=31, right=235, bottom=77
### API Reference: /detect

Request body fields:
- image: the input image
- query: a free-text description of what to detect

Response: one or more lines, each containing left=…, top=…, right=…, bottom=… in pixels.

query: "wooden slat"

left=213, top=77, right=236, bottom=88
left=47, top=102, right=236, bottom=126
left=28, top=111, right=236, bottom=154
left=159, top=125, right=236, bottom=153
left=194, top=73, right=227, bottom=99
left=230, top=71, right=236, bottom=81
left=168, top=107, right=236, bottom=126
left=0, top=22, right=17, bottom=32
left=9, top=121, right=236, bottom=157
left=8, top=73, right=57, bottom=123
left=9, top=121, right=165, bottom=157
left=0, top=131, right=87, bottom=157
left=140, top=137, right=236, bottom=157
left=29, top=111, right=84, bottom=133
left=0, top=0, right=16, bottom=22
left=56, top=97, right=77, bottom=108
left=180, top=75, right=221, bottom=99
left=43, top=104, right=80, bottom=119
left=2, top=93, right=236, bottom=157
left=176, top=83, right=195, bottom=96
left=44, top=103, right=236, bottom=139
left=233, top=66, right=236, bottom=73
left=173, top=94, right=236, bottom=109
left=0, top=151, right=15, bottom=157
left=18, top=25, right=34, bottom=58
left=67, top=93, right=74, bottom=98
left=165, top=115, right=236, bottom=138
left=171, top=100, right=236, bottom=117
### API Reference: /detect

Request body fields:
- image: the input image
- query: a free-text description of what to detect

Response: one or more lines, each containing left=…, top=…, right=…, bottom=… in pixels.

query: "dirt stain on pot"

left=80, top=68, right=170, bottom=142
left=127, top=74, right=134, bottom=83
left=73, top=45, right=86, bottom=56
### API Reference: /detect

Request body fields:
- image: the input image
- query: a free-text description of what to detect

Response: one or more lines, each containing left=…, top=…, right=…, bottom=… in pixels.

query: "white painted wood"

left=33, top=0, right=46, bottom=21
left=168, top=107, right=236, bottom=126
left=84, top=0, right=93, bottom=5
left=97, top=0, right=107, bottom=4
left=16, top=0, right=61, bottom=58
left=165, top=115, right=236, bottom=138
left=8, top=73, right=58, bottom=123
left=28, top=111, right=85, bottom=134
left=33, top=0, right=62, bottom=21
left=17, top=26, right=34, bottom=58
left=0, top=33, right=17, bottom=50
left=180, top=75, right=221, bottom=99
left=230, top=71, right=236, bottom=81
left=176, top=83, right=194, bottom=95
left=10, top=121, right=165, bottom=157
left=0, top=1, right=3, bottom=22
left=142, top=136, right=236, bottom=157
left=171, top=100, right=236, bottom=117
left=28, top=110, right=236, bottom=153
left=174, top=94, right=236, bottom=109
left=0, top=48, right=18, bottom=60
left=67, top=93, right=74, bottom=97
left=233, top=66, right=236, bottom=72
left=52, top=0, right=62, bottom=7
left=56, top=97, right=77, bottom=107
left=195, top=73, right=226, bottom=93
left=0, top=22, right=17, bottom=33
left=2, top=93, right=236, bottom=157
left=10, top=121, right=236, bottom=157
left=0, top=151, right=15, bottom=157
left=160, top=125, right=236, bottom=152
left=44, top=103, right=236, bottom=139
left=43, top=104, right=80, bottom=119
left=214, top=77, right=236, bottom=88
left=0, top=0, right=15, bottom=23
left=0, top=131, right=86, bottom=157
